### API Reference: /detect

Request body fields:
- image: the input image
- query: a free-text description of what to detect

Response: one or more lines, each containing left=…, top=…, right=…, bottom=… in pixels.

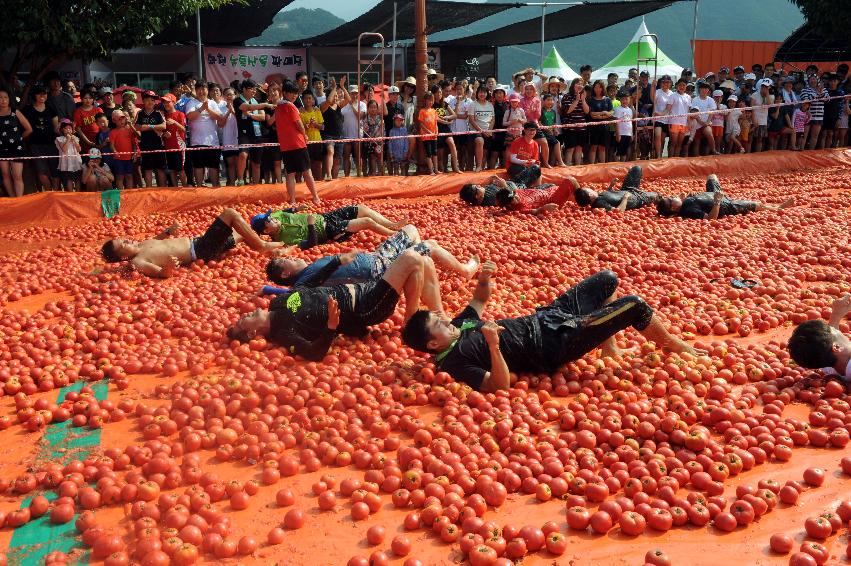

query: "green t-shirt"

left=541, top=108, right=557, bottom=126
left=270, top=210, right=326, bottom=244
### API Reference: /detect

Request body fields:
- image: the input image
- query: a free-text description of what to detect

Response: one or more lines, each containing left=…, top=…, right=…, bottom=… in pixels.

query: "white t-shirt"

left=55, top=136, right=82, bottom=172
left=470, top=100, right=494, bottom=132
left=451, top=97, right=473, bottom=134
left=653, top=89, right=675, bottom=123
left=185, top=98, right=221, bottom=147
left=725, top=108, right=742, bottom=136
left=341, top=101, right=367, bottom=139
left=218, top=100, right=238, bottom=147
left=711, top=103, right=727, bottom=127
left=668, top=93, right=692, bottom=126
left=750, top=91, right=774, bottom=126
left=613, top=106, right=633, bottom=136
left=690, top=96, right=717, bottom=125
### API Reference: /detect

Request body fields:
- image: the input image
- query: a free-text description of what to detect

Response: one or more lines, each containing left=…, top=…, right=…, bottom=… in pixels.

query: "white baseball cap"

left=744, top=73, right=757, bottom=81
left=757, top=78, right=773, bottom=88
left=388, top=86, right=400, bottom=94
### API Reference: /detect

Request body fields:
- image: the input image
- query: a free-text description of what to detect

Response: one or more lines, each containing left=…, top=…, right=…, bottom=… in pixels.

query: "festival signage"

left=204, top=47, right=307, bottom=85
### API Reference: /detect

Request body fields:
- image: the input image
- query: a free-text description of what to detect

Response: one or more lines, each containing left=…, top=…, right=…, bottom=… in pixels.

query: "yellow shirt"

left=300, top=108, right=324, bottom=142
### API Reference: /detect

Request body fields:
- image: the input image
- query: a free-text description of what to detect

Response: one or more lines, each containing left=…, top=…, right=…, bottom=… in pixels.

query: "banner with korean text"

left=204, top=47, right=307, bottom=86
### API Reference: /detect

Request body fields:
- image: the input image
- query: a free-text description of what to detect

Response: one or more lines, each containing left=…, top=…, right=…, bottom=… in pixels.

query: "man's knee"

left=594, top=269, right=619, bottom=295
left=618, top=295, right=654, bottom=330
left=403, top=225, right=421, bottom=242
left=397, top=248, right=423, bottom=269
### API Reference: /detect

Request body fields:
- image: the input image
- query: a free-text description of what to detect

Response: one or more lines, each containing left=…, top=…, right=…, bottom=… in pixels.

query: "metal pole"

left=540, top=3, right=546, bottom=71
left=391, top=2, right=397, bottom=84
left=414, top=0, right=427, bottom=101
left=196, top=8, right=203, bottom=79
left=691, top=0, right=699, bottom=71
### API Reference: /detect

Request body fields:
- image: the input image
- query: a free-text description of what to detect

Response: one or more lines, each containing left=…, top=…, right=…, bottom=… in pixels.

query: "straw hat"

left=544, top=76, right=567, bottom=93
left=719, top=80, right=735, bottom=90
left=396, top=76, right=417, bottom=89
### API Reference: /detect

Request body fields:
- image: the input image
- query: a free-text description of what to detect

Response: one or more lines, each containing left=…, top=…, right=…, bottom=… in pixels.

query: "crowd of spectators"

left=0, top=61, right=848, bottom=196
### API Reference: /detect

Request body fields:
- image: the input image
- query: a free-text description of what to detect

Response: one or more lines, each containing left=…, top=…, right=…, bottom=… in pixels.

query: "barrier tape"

left=3, top=93, right=849, bottom=162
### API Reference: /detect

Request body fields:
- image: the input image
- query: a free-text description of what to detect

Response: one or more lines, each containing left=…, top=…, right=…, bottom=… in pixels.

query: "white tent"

left=591, top=19, right=683, bottom=83
left=540, top=46, right=579, bottom=81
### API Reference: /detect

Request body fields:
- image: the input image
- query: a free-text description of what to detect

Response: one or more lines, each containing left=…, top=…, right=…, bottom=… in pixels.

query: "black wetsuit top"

left=678, top=192, right=758, bottom=219
left=593, top=189, right=659, bottom=211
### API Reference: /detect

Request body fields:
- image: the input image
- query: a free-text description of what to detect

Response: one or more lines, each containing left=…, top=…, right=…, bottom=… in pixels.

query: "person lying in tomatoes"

left=227, top=249, right=443, bottom=361
left=788, top=295, right=851, bottom=389
left=100, top=208, right=284, bottom=278
left=250, top=204, right=406, bottom=251
left=401, top=266, right=700, bottom=392
left=656, top=174, right=794, bottom=219
left=573, top=165, right=661, bottom=212
left=262, top=224, right=478, bottom=292
left=494, top=177, right=578, bottom=215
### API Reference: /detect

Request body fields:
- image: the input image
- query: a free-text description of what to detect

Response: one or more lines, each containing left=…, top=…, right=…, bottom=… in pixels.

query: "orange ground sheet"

left=0, top=153, right=851, bottom=566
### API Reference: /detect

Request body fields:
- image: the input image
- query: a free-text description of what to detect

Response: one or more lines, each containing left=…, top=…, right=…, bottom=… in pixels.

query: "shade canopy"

left=152, top=0, right=295, bottom=46
left=590, top=19, right=683, bottom=81
left=540, top=46, right=579, bottom=81
left=436, top=0, right=678, bottom=47
left=284, top=0, right=519, bottom=46
left=774, top=23, right=851, bottom=63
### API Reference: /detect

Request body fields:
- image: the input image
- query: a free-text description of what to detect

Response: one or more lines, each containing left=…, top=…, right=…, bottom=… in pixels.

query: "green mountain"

left=247, top=7, right=345, bottom=45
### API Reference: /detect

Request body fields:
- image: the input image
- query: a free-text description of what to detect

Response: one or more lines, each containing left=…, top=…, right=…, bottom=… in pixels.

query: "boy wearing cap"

left=101, top=208, right=285, bottom=278
left=388, top=114, right=410, bottom=176
left=251, top=203, right=404, bottom=250
left=81, top=148, right=114, bottom=191
left=135, top=91, right=167, bottom=188
left=161, top=94, right=187, bottom=187
left=750, top=79, right=774, bottom=152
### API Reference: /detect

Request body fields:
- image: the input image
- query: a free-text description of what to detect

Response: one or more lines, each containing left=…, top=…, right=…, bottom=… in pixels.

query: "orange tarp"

left=693, top=39, right=851, bottom=76
left=1, top=149, right=850, bottom=231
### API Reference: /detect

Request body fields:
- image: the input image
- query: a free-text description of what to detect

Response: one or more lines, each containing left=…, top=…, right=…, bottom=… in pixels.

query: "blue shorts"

left=112, top=159, right=134, bottom=176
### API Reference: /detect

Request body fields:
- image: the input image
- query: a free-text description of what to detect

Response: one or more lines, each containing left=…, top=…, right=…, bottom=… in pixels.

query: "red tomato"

left=769, top=533, right=794, bottom=554
left=391, top=535, right=411, bottom=557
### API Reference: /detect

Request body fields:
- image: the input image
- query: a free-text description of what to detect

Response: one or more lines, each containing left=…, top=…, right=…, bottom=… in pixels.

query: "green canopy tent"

left=591, top=19, right=683, bottom=82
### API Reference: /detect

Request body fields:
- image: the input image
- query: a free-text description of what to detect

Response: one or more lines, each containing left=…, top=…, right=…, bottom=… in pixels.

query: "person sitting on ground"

left=101, top=208, right=284, bottom=277
left=227, top=249, right=443, bottom=361
left=787, top=295, right=851, bottom=388
left=574, top=165, right=660, bottom=212
left=460, top=174, right=549, bottom=206
left=263, top=224, right=479, bottom=291
left=495, top=177, right=578, bottom=215
left=401, top=267, right=699, bottom=392
left=81, top=148, right=114, bottom=191
left=250, top=204, right=405, bottom=250
left=506, top=122, right=542, bottom=187
left=656, top=174, right=794, bottom=219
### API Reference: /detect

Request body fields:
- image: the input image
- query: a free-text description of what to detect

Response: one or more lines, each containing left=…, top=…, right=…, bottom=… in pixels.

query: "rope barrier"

left=1, top=93, right=848, bottom=162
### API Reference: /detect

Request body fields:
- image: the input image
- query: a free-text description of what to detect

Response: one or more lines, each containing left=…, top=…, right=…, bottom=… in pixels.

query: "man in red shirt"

left=161, top=94, right=187, bottom=187
left=275, top=80, right=320, bottom=205
left=496, top=176, right=578, bottom=214
left=507, top=122, right=541, bottom=187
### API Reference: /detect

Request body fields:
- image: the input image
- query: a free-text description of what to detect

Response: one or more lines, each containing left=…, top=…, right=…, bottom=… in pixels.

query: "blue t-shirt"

left=292, top=254, right=380, bottom=287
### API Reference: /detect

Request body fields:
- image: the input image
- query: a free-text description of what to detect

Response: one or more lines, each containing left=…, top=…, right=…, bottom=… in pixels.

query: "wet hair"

left=459, top=184, right=478, bottom=205
left=402, top=310, right=436, bottom=352
left=656, top=198, right=676, bottom=217
left=574, top=188, right=595, bottom=207
left=226, top=322, right=251, bottom=343
left=496, top=188, right=514, bottom=207
left=788, top=320, right=837, bottom=369
left=101, top=240, right=122, bottom=263
left=266, top=259, right=295, bottom=286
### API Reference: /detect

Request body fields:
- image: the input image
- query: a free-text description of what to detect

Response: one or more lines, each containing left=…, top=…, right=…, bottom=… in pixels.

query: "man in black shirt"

left=402, top=266, right=698, bottom=392
left=227, top=248, right=443, bottom=361
left=135, top=91, right=167, bottom=188
left=574, top=166, right=659, bottom=212
left=656, top=174, right=793, bottom=219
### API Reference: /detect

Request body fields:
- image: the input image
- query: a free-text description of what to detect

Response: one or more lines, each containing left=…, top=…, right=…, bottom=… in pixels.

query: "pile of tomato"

left=0, top=167, right=850, bottom=565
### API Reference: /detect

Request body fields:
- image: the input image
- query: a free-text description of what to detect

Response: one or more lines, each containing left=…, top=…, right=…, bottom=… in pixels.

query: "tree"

left=790, top=0, right=851, bottom=44
left=1, top=0, right=239, bottom=96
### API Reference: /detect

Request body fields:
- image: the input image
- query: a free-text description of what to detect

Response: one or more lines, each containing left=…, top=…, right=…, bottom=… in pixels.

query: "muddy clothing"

left=678, top=192, right=758, bottom=219
left=593, top=188, right=659, bottom=211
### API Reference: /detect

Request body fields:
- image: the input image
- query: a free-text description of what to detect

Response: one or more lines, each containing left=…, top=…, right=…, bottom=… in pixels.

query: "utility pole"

left=414, top=0, right=428, bottom=100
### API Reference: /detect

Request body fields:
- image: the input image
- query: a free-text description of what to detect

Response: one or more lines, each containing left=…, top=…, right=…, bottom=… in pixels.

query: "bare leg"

left=420, top=257, right=444, bottom=316
left=208, top=167, right=220, bottom=187
left=400, top=224, right=421, bottom=243
left=302, top=169, right=320, bottom=204
left=218, top=208, right=285, bottom=253
left=285, top=172, right=297, bottom=204
left=345, top=217, right=397, bottom=237
left=381, top=249, right=424, bottom=321
left=356, top=205, right=405, bottom=230
left=640, top=316, right=699, bottom=355
left=423, top=240, right=478, bottom=279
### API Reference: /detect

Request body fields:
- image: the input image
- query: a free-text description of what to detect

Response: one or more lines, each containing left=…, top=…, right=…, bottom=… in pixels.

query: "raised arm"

left=707, top=190, right=723, bottom=220
left=616, top=192, right=630, bottom=212
left=467, top=261, right=496, bottom=316
left=829, top=295, right=851, bottom=329
left=480, top=322, right=509, bottom=392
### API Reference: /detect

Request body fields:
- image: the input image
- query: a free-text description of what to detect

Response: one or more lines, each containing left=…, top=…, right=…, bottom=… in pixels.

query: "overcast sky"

left=283, top=0, right=488, bottom=21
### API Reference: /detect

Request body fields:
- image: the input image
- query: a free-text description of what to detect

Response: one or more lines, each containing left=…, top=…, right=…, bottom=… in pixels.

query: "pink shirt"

left=520, top=95, right=541, bottom=123
left=792, top=109, right=810, bottom=133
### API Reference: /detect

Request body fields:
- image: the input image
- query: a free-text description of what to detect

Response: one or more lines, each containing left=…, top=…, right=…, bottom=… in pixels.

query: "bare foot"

left=391, top=219, right=412, bottom=230
left=663, top=337, right=705, bottom=356
left=461, top=255, right=480, bottom=279
left=312, top=196, right=322, bottom=206
left=779, top=197, right=795, bottom=209
left=600, top=341, right=625, bottom=359
left=263, top=241, right=286, bottom=254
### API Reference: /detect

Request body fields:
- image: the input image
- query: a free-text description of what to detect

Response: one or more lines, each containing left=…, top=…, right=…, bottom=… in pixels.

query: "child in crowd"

left=387, top=114, right=410, bottom=176
left=108, top=110, right=136, bottom=189
left=361, top=99, right=385, bottom=176
left=737, top=99, right=753, bottom=153
left=418, top=92, right=439, bottom=175
left=792, top=101, right=811, bottom=151
left=711, top=90, right=726, bottom=153
left=161, top=93, right=187, bottom=187
left=56, top=119, right=83, bottom=191
left=502, top=93, right=526, bottom=165
left=539, top=94, right=566, bottom=167
left=724, top=95, right=744, bottom=154
left=95, top=114, right=112, bottom=168
left=300, top=91, right=325, bottom=181
left=81, top=148, right=114, bottom=191
left=685, top=107, right=700, bottom=156
left=613, top=90, right=633, bottom=162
